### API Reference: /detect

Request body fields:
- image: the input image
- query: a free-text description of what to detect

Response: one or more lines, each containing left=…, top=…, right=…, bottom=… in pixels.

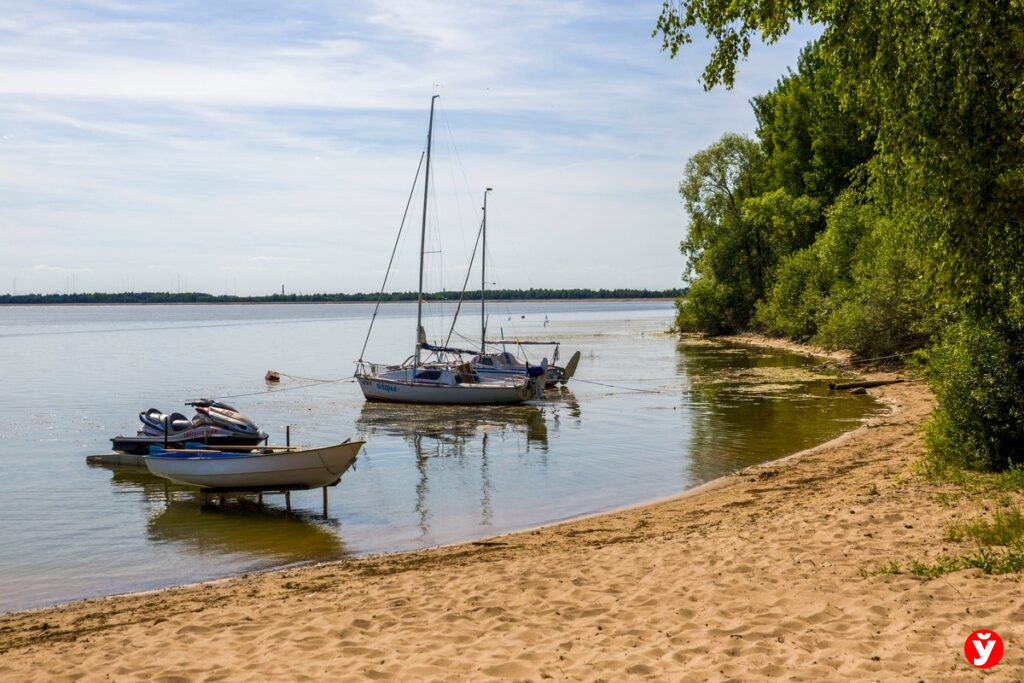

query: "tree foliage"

left=674, top=44, right=875, bottom=338
left=661, top=1, right=1024, bottom=470
left=751, top=45, right=873, bottom=205
left=924, top=305, right=1024, bottom=472
left=676, top=134, right=764, bottom=332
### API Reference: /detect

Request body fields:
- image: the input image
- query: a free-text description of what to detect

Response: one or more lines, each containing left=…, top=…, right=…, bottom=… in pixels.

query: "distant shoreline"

left=0, top=293, right=683, bottom=307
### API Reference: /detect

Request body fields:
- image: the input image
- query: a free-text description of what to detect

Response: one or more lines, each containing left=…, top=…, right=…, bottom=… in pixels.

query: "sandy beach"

left=2, top=361, right=1021, bottom=680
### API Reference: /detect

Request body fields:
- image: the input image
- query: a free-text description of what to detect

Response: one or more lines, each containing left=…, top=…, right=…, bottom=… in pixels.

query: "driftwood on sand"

left=829, top=378, right=905, bottom=391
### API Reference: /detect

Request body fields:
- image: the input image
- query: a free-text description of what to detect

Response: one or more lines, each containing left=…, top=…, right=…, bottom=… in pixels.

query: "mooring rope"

left=570, top=378, right=665, bottom=394
left=215, top=376, right=355, bottom=401
left=276, top=371, right=349, bottom=383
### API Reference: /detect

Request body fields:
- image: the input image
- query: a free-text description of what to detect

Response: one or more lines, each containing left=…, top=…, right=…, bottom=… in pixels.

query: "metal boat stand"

left=198, top=483, right=335, bottom=519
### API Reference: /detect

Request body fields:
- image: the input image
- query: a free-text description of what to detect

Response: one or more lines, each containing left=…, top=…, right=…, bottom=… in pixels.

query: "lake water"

left=0, top=301, right=880, bottom=612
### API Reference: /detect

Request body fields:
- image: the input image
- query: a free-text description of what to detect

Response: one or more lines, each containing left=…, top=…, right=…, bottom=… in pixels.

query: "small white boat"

left=143, top=440, right=364, bottom=491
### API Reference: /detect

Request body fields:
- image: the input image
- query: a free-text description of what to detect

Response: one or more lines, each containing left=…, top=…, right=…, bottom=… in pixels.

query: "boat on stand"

left=141, top=439, right=364, bottom=518
left=143, top=440, right=364, bottom=491
left=355, top=95, right=543, bottom=405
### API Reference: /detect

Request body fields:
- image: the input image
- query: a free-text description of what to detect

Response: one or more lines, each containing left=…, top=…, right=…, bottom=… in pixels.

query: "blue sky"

left=0, top=1, right=819, bottom=295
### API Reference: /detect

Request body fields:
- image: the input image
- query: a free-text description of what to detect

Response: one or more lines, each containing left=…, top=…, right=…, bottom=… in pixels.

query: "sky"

left=0, top=1, right=820, bottom=296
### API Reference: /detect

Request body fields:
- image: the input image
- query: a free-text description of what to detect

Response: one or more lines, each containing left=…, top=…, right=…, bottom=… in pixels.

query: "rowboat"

left=143, top=440, right=363, bottom=491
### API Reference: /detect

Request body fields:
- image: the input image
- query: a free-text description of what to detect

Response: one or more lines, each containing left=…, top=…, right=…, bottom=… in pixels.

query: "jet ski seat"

left=141, top=408, right=193, bottom=433
left=167, top=412, right=192, bottom=432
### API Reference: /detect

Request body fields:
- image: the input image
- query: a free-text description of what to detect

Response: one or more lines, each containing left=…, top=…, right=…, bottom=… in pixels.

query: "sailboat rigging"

left=465, top=190, right=581, bottom=388
left=355, top=96, right=542, bottom=405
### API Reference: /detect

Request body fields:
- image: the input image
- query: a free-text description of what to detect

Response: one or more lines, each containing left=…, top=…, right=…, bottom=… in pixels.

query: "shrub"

left=924, top=309, right=1024, bottom=471
left=814, top=211, right=932, bottom=358
left=674, top=275, right=742, bottom=334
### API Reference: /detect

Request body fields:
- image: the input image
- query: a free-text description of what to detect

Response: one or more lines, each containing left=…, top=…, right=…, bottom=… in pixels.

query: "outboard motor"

left=527, top=358, right=548, bottom=399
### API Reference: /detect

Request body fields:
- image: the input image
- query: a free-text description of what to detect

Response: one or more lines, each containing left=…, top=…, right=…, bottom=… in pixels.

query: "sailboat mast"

left=481, top=187, right=491, bottom=353
left=415, top=95, right=439, bottom=369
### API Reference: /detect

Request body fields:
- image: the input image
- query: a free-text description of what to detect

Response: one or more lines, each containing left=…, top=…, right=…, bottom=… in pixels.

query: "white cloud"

left=30, top=264, right=92, bottom=273
left=0, top=1, right=820, bottom=295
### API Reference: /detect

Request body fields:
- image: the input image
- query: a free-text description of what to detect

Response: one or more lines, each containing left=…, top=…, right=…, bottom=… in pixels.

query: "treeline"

left=657, top=2, right=1023, bottom=472
left=0, top=288, right=685, bottom=305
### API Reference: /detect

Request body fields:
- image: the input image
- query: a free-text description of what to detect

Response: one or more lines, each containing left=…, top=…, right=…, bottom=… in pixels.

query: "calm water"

left=0, top=301, right=879, bottom=612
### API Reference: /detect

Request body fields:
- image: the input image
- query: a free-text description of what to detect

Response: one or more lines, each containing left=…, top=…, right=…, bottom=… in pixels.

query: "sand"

left=2, top=364, right=1022, bottom=680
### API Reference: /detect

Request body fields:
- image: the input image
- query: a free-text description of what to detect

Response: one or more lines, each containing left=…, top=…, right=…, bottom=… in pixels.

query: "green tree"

left=675, top=42, right=872, bottom=339
left=657, top=0, right=1024, bottom=470
left=752, top=44, right=874, bottom=205
left=755, top=187, right=871, bottom=340
left=675, top=134, right=764, bottom=332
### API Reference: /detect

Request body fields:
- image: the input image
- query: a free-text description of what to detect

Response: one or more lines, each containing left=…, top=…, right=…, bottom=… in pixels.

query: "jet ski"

left=111, top=399, right=269, bottom=454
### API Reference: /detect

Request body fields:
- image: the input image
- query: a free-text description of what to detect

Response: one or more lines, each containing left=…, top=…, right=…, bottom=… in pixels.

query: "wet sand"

left=2, top=359, right=1020, bottom=680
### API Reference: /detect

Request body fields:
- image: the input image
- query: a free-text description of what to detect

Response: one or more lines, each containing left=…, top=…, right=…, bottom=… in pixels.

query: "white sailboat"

left=355, top=96, right=540, bottom=405
left=467, top=189, right=581, bottom=387
left=472, top=344, right=581, bottom=388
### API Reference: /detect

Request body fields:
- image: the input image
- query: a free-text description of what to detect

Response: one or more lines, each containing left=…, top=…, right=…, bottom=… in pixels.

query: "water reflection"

left=89, top=461, right=348, bottom=565
left=676, top=338, right=878, bottom=482
left=356, top=402, right=551, bottom=450
left=545, top=388, right=582, bottom=427
left=94, top=462, right=172, bottom=498
left=148, top=501, right=347, bottom=562
left=357, top=403, right=553, bottom=534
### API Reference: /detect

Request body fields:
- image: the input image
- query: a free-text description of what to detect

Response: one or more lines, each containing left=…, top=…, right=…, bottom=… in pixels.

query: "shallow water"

left=0, top=301, right=879, bottom=612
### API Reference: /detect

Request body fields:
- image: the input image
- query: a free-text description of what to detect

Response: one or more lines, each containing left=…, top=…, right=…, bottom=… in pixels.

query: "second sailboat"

left=355, top=96, right=542, bottom=405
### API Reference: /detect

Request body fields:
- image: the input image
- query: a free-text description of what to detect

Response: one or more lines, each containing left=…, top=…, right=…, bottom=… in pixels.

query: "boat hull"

left=143, top=441, right=363, bottom=491
left=112, top=432, right=267, bottom=455
left=358, top=376, right=530, bottom=404
left=474, top=366, right=563, bottom=388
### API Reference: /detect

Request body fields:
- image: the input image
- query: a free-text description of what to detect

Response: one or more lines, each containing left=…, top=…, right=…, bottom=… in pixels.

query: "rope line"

left=444, top=214, right=484, bottom=349
left=358, top=150, right=426, bottom=362
left=277, top=372, right=349, bottom=383
left=216, top=376, right=355, bottom=401
left=571, top=378, right=664, bottom=394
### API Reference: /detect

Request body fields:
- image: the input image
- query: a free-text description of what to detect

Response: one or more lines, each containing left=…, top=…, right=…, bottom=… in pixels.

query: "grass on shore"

left=861, top=545, right=1024, bottom=579
left=861, top=458, right=1024, bottom=579
left=915, top=454, right=1024, bottom=493
left=946, top=505, right=1024, bottom=546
